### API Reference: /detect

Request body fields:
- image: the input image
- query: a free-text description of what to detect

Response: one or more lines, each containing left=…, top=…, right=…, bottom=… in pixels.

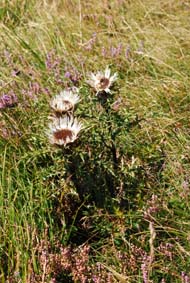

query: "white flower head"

left=48, top=115, right=83, bottom=146
left=87, top=66, right=118, bottom=94
left=50, top=88, right=80, bottom=114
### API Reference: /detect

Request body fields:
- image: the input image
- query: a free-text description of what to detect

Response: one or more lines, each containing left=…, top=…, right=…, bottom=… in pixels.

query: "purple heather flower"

left=64, top=68, right=81, bottom=85
left=102, top=46, right=107, bottom=57
left=117, top=43, right=123, bottom=54
left=136, top=40, right=144, bottom=55
left=22, top=82, right=41, bottom=100
left=182, top=272, right=190, bottom=283
left=65, top=71, right=71, bottom=78
left=84, top=32, right=97, bottom=51
left=141, top=255, right=151, bottom=283
left=110, top=46, right=118, bottom=57
left=45, top=50, right=61, bottom=72
left=0, top=91, right=18, bottom=109
left=125, top=45, right=131, bottom=60
left=110, top=43, right=123, bottom=58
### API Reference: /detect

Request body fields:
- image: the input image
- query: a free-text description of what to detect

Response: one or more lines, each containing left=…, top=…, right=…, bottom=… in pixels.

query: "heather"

left=0, top=0, right=190, bottom=282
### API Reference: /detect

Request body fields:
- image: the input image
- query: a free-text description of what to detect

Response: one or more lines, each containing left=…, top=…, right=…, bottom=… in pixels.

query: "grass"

left=0, top=0, right=190, bottom=282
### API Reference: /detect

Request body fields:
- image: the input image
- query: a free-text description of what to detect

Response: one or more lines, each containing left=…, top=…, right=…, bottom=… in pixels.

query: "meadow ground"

left=0, top=0, right=190, bottom=282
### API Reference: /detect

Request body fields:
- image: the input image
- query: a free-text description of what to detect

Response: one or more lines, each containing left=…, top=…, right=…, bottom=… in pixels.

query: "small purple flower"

left=110, top=46, right=118, bottom=57
left=182, top=272, right=190, bottom=283
left=0, top=91, right=18, bottom=109
left=110, top=43, right=123, bottom=58
left=11, top=69, right=20, bottom=77
left=45, top=50, right=61, bottom=71
left=102, top=46, right=107, bottom=57
left=22, top=82, right=41, bottom=100
left=65, top=71, right=71, bottom=78
left=125, top=45, right=131, bottom=60
left=64, top=68, right=81, bottom=85
left=84, top=32, right=97, bottom=51
left=1, top=128, right=9, bottom=139
left=136, top=40, right=144, bottom=55
left=117, top=43, right=123, bottom=54
left=43, top=87, right=50, bottom=96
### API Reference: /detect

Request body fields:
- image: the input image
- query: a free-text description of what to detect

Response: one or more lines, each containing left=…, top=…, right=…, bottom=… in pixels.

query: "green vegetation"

left=0, top=0, right=190, bottom=282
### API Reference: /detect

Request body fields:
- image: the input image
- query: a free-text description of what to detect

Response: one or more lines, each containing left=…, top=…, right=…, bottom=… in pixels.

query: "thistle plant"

left=47, top=66, right=141, bottom=211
